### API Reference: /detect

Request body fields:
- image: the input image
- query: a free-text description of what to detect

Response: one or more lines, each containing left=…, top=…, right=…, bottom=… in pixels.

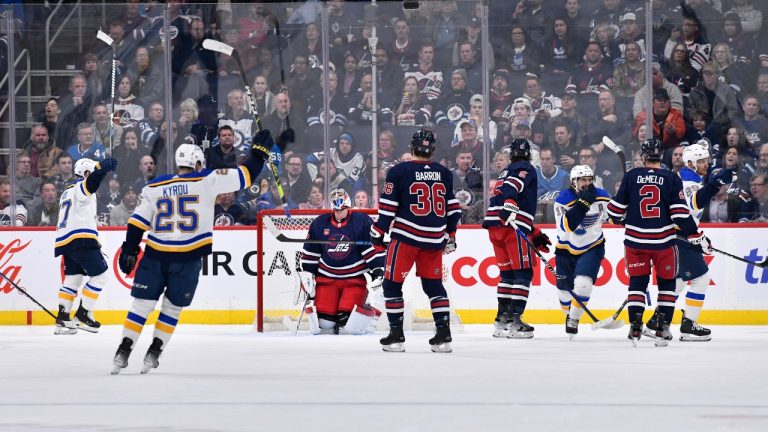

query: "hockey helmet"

left=508, top=138, right=531, bottom=160
left=682, top=143, right=710, bottom=167
left=329, top=188, right=351, bottom=210
left=74, top=158, right=99, bottom=178
left=175, top=143, right=205, bottom=170
left=410, top=129, right=436, bottom=158
left=570, top=164, right=594, bottom=188
left=641, top=138, right=664, bottom=162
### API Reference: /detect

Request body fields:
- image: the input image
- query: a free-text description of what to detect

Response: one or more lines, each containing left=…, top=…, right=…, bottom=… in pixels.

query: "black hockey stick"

left=0, top=270, right=57, bottom=320
left=202, top=39, right=289, bottom=207
left=677, top=236, right=768, bottom=268
left=262, top=215, right=374, bottom=245
left=514, top=228, right=605, bottom=324
left=602, top=136, right=627, bottom=173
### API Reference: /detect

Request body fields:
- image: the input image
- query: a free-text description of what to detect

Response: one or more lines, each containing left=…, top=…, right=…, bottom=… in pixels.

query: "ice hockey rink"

left=1, top=324, right=767, bottom=432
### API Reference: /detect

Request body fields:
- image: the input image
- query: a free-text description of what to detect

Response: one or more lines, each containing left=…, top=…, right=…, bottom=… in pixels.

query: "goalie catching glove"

left=118, top=242, right=140, bottom=274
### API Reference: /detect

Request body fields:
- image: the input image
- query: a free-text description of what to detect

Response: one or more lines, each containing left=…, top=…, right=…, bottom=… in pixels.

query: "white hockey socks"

left=79, top=271, right=108, bottom=311
left=568, top=276, right=594, bottom=321
left=153, top=297, right=182, bottom=349
left=58, top=275, right=83, bottom=313
left=122, top=298, right=156, bottom=344
left=557, top=289, right=571, bottom=315
left=683, top=274, right=709, bottom=322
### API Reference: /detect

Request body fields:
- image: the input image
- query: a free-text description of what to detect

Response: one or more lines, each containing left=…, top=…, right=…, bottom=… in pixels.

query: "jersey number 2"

left=409, top=182, right=446, bottom=217
left=639, top=185, right=660, bottom=218
left=155, top=196, right=200, bottom=232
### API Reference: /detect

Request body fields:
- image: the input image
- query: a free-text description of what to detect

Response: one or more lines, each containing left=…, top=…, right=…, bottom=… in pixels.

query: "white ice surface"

left=1, top=324, right=767, bottom=432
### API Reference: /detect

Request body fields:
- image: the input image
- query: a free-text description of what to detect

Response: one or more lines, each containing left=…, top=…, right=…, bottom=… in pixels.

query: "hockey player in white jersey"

left=111, top=129, right=281, bottom=374
left=553, top=165, right=611, bottom=337
left=54, top=157, right=118, bottom=334
left=643, top=143, right=733, bottom=341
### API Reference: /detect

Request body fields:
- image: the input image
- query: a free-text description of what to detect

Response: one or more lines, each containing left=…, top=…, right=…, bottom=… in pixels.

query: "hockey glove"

left=498, top=199, right=519, bottom=226
left=708, top=168, right=735, bottom=188
left=531, top=227, right=552, bottom=253
left=369, top=226, right=386, bottom=251
left=443, top=235, right=457, bottom=255
left=276, top=128, right=295, bottom=152
left=98, top=157, right=118, bottom=173
left=576, top=184, right=597, bottom=209
left=298, top=271, right=316, bottom=299
left=367, top=267, right=385, bottom=291
left=118, top=242, right=140, bottom=274
left=251, top=130, right=275, bottom=161
left=688, top=231, right=712, bottom=254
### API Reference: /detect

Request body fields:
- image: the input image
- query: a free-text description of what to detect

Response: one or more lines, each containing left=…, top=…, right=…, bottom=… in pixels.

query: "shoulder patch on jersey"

left=383, top=182, right=394, bottom=194
left=679, top=190, right=685, bottom=199
left=518, top=170, right=527, bottom=178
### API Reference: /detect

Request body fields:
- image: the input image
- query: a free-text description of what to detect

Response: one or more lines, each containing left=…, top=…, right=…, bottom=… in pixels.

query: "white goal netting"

left=255, top=209, right=462, bottom=332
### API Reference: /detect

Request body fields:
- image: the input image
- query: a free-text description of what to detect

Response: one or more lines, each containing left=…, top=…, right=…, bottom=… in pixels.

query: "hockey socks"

left=58, top=274, right=84, bottom=313
left=627, top=275, right=650, bottom=320
left=152, top=298, right=182, bottom=350
left=656, top=277, right=678, bottom=326
left=382, top=279, right=405, bottom=328
left=79, top=283, right=103, bottom=311
left=422, top=278, right=450, bottom=327
left=683, top=275, right=708, bottom=322
left=122, top=298, right=156, bottom=344
left=568, top=276, right=593, bottom=321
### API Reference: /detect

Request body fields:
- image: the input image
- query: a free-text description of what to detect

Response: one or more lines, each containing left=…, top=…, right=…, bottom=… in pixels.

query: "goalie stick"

left=0, top=270, right=58, bottom=320
left=202, top=39, right=289, bottom=207
left=602, top=136, right=627, bottom=173
left=262, top=214, right=374, bottom=245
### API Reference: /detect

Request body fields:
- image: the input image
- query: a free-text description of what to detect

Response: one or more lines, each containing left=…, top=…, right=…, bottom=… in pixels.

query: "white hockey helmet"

left=175, top=143, right=205, bottom=170
left=570, top=164, right=594, bottom=188
left=683, top=143, right=710, bottom=167
left=329, top=188, right=351, bottom=210
left=74, top=158, right=99, bottom=178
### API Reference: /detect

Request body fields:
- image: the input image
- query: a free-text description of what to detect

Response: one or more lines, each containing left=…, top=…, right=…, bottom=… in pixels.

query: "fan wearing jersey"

left=299, top=188, right=385, bottom=335
left=111, top=129, right=280, bottom=374
left=643, top=144, right=732, bottom=342
left=553, top=165, right=611, bottom=337
left=53, top=157, right=117, bottom=335
left=607, top=138, right=707, bottom=344
left=371, top=129, right=462, bottom=353
left=483, top=138, right=551, bottom=339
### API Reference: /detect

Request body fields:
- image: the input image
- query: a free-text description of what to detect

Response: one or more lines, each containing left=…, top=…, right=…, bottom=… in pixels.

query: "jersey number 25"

left=155, top=196, right=200, bottom=232
left=409, top=182, right=446, bottom=217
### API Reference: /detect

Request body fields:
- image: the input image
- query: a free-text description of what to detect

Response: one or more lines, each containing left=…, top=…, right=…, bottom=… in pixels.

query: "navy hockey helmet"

left=641, top=138, right=664, bottom=162
left=508, top=138, right=531, bottom=160
left=410, top=129, right=436, bottom=158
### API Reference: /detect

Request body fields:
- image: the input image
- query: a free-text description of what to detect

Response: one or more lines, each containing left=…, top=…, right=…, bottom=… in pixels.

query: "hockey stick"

left=262, top=215, right=374, bottom=245
left=513, top=228, right=604, bottom=324
left=202, top=39, right=289, bottom=207
left=97, top=29, right=117, bottom=157
left=0, top=270, right=57, bottom=320
left=602, top=136, right=627, bottom=173
left=677, top=236, right=768, bottom=268
left=592, top=299, right=627, bottom=330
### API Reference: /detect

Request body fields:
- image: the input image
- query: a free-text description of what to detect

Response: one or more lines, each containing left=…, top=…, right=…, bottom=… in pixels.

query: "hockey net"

left=255, top=209, right=462, bottom=332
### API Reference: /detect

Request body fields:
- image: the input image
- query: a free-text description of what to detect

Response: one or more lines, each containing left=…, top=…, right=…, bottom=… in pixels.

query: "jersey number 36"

left=409, top=182, right=446, bottom=217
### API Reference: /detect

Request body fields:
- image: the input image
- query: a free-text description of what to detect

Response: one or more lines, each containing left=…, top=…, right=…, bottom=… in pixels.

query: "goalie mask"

left=175, top=143, right=205, bottom=170
left=329, top=188, right=351, bottom=210
left=570, top=164, right=594, bottom=189
left=74, top=158, right=99, bottom=178
left=410, top=129, right=436, bottom=158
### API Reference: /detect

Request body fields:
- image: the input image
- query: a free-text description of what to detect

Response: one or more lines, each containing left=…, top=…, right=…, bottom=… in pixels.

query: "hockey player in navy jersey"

left=111, top=129, right=280, bottom=374
left=483, top=138, right=551, bottom=339
left=642, top=143, right=732, bottom=342
left=553, top=165, right=611, bottom=337
left=607, top=138, right=708, bottom=346
left=299, top=188, right=385, bottom=335
left=371, top=129, right=462, bottom=353
left=54, top=157, right=118, bottom=335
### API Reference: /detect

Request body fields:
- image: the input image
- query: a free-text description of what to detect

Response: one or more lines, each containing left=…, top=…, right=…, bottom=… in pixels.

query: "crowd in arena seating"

left=3, top=0, right=768, bottom=227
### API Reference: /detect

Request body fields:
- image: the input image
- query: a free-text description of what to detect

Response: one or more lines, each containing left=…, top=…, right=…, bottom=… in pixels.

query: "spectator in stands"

left=374, top=47, right=405, bottom=105
left=134, top=154, right=156, bottom=190
left=109, top=184, right=139, bottom=226
left=522, top=75, right=562, bottom=121
left=261, top=92, right=305, bottom=152
left=218, top=89, right=256, bottom=148
left=306, top=70, right=348, bottom=132
left=176, top=98, right=208, bottom=148
left=499, top=25, right=541, bottom=91
left=634, top=88, right=686, bottom=150
left=453, top=41, right=483, bottom=93
left=22, top=124, right=62, bottom=179
left=429, top=1, right=465, bottom=71
left=299, top=185, right=326, bottom=210
left=726, top=0, right=762, bottom=37
left=634, top=62, right=684, bottom=117
left=615, top=12, right=645, bottom=58
left=591, top=22, right=620, bottom=65
left=711, top=43, right=751, bottom=95
left=137, top=101, right=164, bottom=148
left=126, top=46, right=163, bottom=109
left=667, top=146, right=685, bottom=173
left=558, top=90, right=588, bottom=147
left=511, top=0, right=548, bottom=52
left=451, top=149, right=482, bottom=192
left=82, top=52, right=109, bottom=104
left=362, top=129, right=398, bottom=185
left=434, top=68, right=472, bottom=126
left=214, top=191, right=247, bottom=226
left=252, top=75, right=276, bottom=117
left=665, top=42, right=700, bottom=97
left=757, top=143, right=768, bottom=176
left=591, top=0, right=623, bottom=31
left=347, top=72, right=394, bottom=127
left=112, top=75, right=145, bottom=126
left=113, top=127, right=148, bottom=186
left=394, top=76, right=431, bottom=126
left=57, top=74, right=94, bottom=149
left=491, top=150, right=510, bottom=177
left=97, top=173, right=122, bottom=225
left=682, top=109, right=719, bottom=150
left=26, top=180, right=59, bottom=227
left=39, top=98, right=60, bottom=146
left=587, top=89, right=632, bottom=149
left=404, top=40, right=443, bottom=102
left=489, top=69, right=513, bottom=136
left=536, top=148, right=569, bottom=198
left=562, top=0, right=591, bottom=43
left=453, top=17, right=494, bottom=75
left=612, top=41, right=645, bottom=98
left=0, top=179, right=27, bottom=227
left=551, top=122, right=579, bottom=171
left=353, top=190, right=371, bottom=209
left=544, top=17, right=586, bottom=87
left=718, top=12, right=755, bottom=65
left=206, top=125, right=247, bottom=169
left=451, top=119, right=484, bottom=163
left=720, top=146, right=753, bottom=192
left=326, top=133, right=365, bottom=193
left=677, top=15, right=711, bottom=71
left=286, top=54, right=319, bottom=107
left=689, top=61, right=742, bottom=132
left=338, top=53, right=362, bottom=103
left=67, top=123, right=106, bottom=163
left=701, top=184, right=740, bottom=223
left=174, top=57, right=211, bottom=104
left=735, top=95, right=768, bottom=152
left=577, top=147, right=605, bottom=188
left=252, top=47, right=282, bottom=95
left=757, top=72, right=768, bottom=113
left=91, top=104, right=123, bottom=151
left=739, top=173, right=768, bottom=222
left=280, top=154, right=312, bottom=206
left=463, top=94, right=498, bottom=145
left=51, top=153, right=76, bottom=194
left=389, top=18, right=419, bottom=73
left=14, top=154, right=42, bottom=210
left=99, top=19, right=134, bottom=73
left=567, top=42, right=613, bottom=97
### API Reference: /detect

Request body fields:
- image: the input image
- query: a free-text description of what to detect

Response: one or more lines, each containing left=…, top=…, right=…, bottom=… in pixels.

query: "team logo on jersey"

left=323, top=229, right=330, bottom=236
left=446, top=104, right=466, bottom=122
left=679, top=191, right=685, bottom=199
left=214, top=213, right=235, bottom=226
left=326, top=234, right=352, bottom=259
left=518, top=170, right=527, bottom=179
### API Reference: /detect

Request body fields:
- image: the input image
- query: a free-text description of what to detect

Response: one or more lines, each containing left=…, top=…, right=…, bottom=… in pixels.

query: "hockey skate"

left=380, top=327, right=405, bottom=353
left=628, top=313, right=643, bottom=347
left=141, top=337, right=163, bottom=374
left=654, top=313, right=671, bottom=347
left=642, top=310, right=673, bottom=341
left=74, top=303, right=101, bottom=333
left=506, top=314, right=534, bottom=339
left=680, top=311, right=711, bottom=342
left=54, top=305, right=77, bottom=335
left=565, top=316, right=579, bottom=340
left=111, top=337, right=134, bottom=375
left=492, top=312, right=509, bottom=338
left=429, top=326, right=452, bottom=353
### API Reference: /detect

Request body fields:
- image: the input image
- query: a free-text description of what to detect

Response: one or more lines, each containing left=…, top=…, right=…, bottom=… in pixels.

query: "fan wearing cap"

left=490, top=69, right=513, bottom=130
left=452, top=18, right=495, bottom=78
left=615, top=13, right=646, bottom=57
left=298, top=188, right=385, bottom=335
left=108, top=183, right=139, bottom=226
left=633, top=87, right=686, bottom=149
left=632, top=61, right=684, bottom=117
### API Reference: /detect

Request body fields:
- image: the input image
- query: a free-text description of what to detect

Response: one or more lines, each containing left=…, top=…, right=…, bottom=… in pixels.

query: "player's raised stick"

left=602, top=136, right=627, bottom=173
left=96, top=29, right=117, bottom=157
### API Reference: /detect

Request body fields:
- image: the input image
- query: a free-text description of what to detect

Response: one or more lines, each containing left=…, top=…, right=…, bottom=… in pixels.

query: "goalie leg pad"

left=342, top=304, right=382, bottom=335
left=306, top=305, right=322, bottom=335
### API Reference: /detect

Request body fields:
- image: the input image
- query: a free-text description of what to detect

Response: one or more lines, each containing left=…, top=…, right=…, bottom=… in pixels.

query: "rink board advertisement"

left=1, top=225, right=767, bottom=325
